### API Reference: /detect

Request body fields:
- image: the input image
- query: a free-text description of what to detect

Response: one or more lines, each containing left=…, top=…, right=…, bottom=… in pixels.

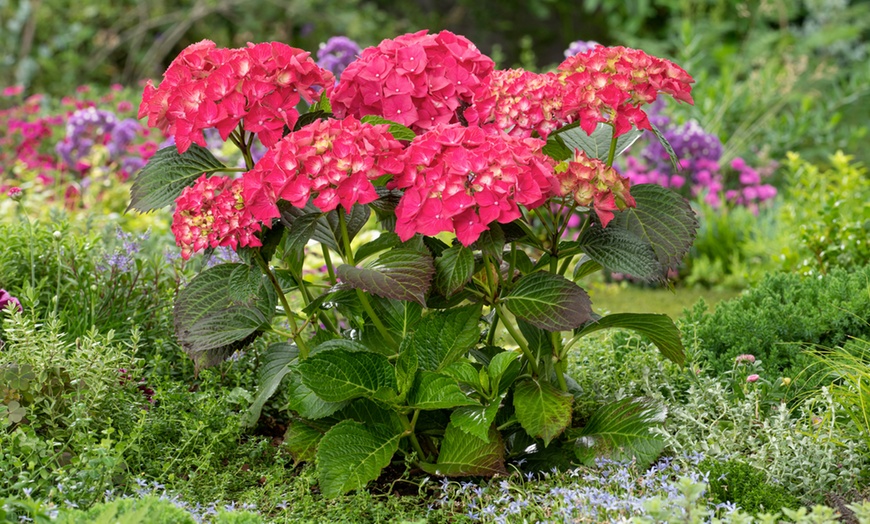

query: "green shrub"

left=683, top=265, right=870, bottom=377
left=699, top=459, right=800, bottom=513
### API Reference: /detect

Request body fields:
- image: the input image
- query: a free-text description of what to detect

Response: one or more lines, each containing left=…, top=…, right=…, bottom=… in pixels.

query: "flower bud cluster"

left=556, top=149, right=636, bottom=227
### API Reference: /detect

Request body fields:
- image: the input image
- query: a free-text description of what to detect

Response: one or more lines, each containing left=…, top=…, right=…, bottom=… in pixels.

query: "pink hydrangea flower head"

left=557, top=46, right=693, bottom=137
left=735, top=354, right=756, bottom=365
left=555, top=149, right=636, bottom=227
left=746, top=374, right=760, bottom=383
left=328, top=30, right=494, bottom=133
left=172, top=175, right=263, bottom=260
left=242, top=116, right=406, bottom=219
left=390, top=124, right=557, bottom=246
left=139, top=40, right=334, bottom=153
left=466, top=69, right=566, bottom=139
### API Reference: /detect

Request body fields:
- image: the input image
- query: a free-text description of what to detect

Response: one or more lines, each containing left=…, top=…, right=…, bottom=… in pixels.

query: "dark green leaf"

left=360, top=115, right=417, bottom=141
left=244, top=343, right=298, bottom=427
left=573, top=397, right=666, bottom=470
left=577, top=225, right=663, bottom=281
left=503, top=272, right=593, bottom=332
left=128, top=144, right=227, bottom=212
left=650, top=122, right=680, bottom=172
left=356, top=233, right=401, bottom=264
left=316, top=421, right=402, bottom=497
left=285, top=421, right=323, bottom=463
left=326, top=204, right=371, bottom=254
left=407, top=371, right=479, bottom=410
left=575, top=313, right=685, bottom=365
left=572, top=255, right=604, bottom=282
left=370, top=187, right=403, bottom=231
left=558, top=123, right=644, bottom=161
left=278, top=202, right=340, bottom=252
left=440, top=361, right=482, bottom=390
left=336, top=249, right=434, bottom=305
left=229, top=263, right=263, bottom=302
left=542, top=135, right=573, bottom=161
left=471, top=223, right=506, bottom=261
left=282, top=213, right=321, bottom=261
left=408, top=304, right=482, bottom=371
left=294, top=109, right=332, bottom=131
left=450, top=394, right=504, bottom=442
left=434, top=245, right=475, bottom=298
left=608, top=184, right=698, bottom=272
left=298, top=349, right=396, bottom=402
left=396, top=338, right=418, bottom=398
left=488, top=351, right=521, bottom=395
left=341, top=398, right=404, bottom=433
left=286, top=373, right=347, bottom=419
left=513, top=378, right=573, bottom=446
left=420, top=423, right=506, bottom=477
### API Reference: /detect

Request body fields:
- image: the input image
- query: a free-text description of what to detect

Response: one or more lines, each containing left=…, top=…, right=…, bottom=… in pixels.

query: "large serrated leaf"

left=434, top=244, right=475, bottom=298
left=407, top=371, right=479, bottom=410
left=298, top=349, right=396, bottom=403
left=360, top=115, right=417, bottom=141
left=315, top=420, right=403, bottom=497
left=408, top=304, right=483, bottom=372
left=513, top=378, right=574, bottom=447
left=341, top=398, right=405, bottom=433
left=244, top=343, right=298, bottom=427
left=336, top=249, right=434, bottom=306
left=174, top=263, right=276, bottom=368
left=556, top=123, right=644, bottom=161
left=128, top=144, right=227, bottom=212
left=503, top=272, right=592, bottom=332
left=487, top=351, right=521, bottom=395
left=285, top=421, right=324, bottom=463
left=573, top=397, right=666, bottom=470
left=420, top=423, right=506, bottom=477
left=286, top=373, right=348, bottom=419
left=576, top=225, right=664, bottom=281
left=278, top=202, right=370, bottom=256
left=450, top=394, right=504, bottom=442
left=608, top=184, right=698, bottom=272
left=574, top=313, right=685, bottom=365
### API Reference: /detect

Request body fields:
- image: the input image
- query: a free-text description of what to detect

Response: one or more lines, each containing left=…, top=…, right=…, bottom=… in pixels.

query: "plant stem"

left=495, top=304, right=539, bottom=376
left=337, top=207, right=398, bottom=350
left=321, top=245, right=337, bottom=286
left=606, top=124, right=618, bottom=167
left=254, top=250, right=310, bottom=359
left=486, top=312, right=499, bottom=346
left=402, top=410, right=427, bottom=462
left=553, top=344, right=568, bottom=392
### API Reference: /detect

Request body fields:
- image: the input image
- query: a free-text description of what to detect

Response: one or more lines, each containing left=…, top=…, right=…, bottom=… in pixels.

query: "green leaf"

left=650, top=122, right=680, bottom=172
left=608, top=184, right=698, bottom=272
left=440, top=361, right=482, bottom=390
left=434, top=244, right=475, bottom=298
left=513, top=378, right=574, bottom=446
left=360, top=115, right=416, bottom=141
left=370, top=187, right=403, bottom=231
left=488, top=351, right=521, bottom=395
left=128, top=144, right=227, bottom=212
left=326, top=204, right=371, bottom=253
left=311, top=91, right=332, bottom=113
left=420, top=423, right=506, bottom=477
left=407, top=371, right=479, bottom=410
left=470, top=223, right=506, bottom=261
left=557, top=123, right=644, bottom=161
left=174, top=263, right=276, bottom=368
left=281, top=212, right=321, bottom=262
left=572, top=255, right=604, bottom=282
left=341, top=398, right=404, bottom=433
left=503, top=272, right=593, bottom=332
left=408, top=304, right=482, bottom=371
left=285, top=421, right=324, bottom=463
left=542, top=135, right=573, bottom=161
left=395, top=338, right=418, bottom=398
left=575, top=313, right=685, bottom=365
left=294, top=109, right=332, bottom=131
left=573, top=397, right=666, bottom=470
left=298, top=349, right=396, bottom=402
left=576, top=225, right=664, bottom=281
left=229, top=263, right=263, bottom=302
left=286, top=374, right=347, bottom=419
left=356, top=233, right=401, bottom=264
left=316, top=420, right=402, bottom=497
left=336, top=249, right=434, bottom=306
left=244, top=343, right=298, bottom=427
left=450, top=395, right=504, bottom=442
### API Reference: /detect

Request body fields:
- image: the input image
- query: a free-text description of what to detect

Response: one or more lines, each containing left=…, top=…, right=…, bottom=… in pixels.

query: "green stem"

left=338, top=208, right=397, bottom=350
left=551, top=332, right=567, bottom=392
left=254, top=250, right=310, bottom=358
left=402, top=410, right=427, bottom=462
left=321, top=245, right=337, bottom=286
left=606, top=124, right=618, bottom=167
left=495, top=304, right=540, bottom=376
left=486, top=312, right=499, bottom=346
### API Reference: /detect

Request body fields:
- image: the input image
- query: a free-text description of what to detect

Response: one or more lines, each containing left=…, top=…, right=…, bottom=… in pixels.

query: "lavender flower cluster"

left=564, top=39, right=601, bottom=57
left=55, top=106, right=144, bottom=176
left=316, top=36, right=361, bottom=78
left=99, top=227, right=149, bottom=273
left=621, top=105, right=777, bottom=212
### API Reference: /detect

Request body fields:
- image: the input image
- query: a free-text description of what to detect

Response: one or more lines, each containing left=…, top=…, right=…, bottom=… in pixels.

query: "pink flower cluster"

left=390, top=124, right=557, bottom=245
left=558, top=46, right=694, bottom=137
left=466, top=69, right=565, bottom=139
left=329, top=30, right=494, bottom=133
left=556, top=149, right=636, bottom=227
left=172, top=175, right=263, bottom=260
left=139, top=40, right=334, bottom=154
left=242, top=116, right=405, bottom=219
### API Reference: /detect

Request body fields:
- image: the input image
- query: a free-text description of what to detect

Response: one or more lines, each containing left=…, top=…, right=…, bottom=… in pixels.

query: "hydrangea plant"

left=129, top=31, right=698, bottom=496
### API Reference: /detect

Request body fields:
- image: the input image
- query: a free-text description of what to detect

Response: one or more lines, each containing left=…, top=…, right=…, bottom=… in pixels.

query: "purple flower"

left=317, top=36, right=362, bottom=78
left=0, top=289, right=22, bottom=312
left=564, top=40, right=601, bottom=57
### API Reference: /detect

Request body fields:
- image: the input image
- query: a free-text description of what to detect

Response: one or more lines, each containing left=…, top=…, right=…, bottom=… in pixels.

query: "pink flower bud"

left=746, top=374, right=760, bottom=383
left=735, top=354, right=756, bottom=364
